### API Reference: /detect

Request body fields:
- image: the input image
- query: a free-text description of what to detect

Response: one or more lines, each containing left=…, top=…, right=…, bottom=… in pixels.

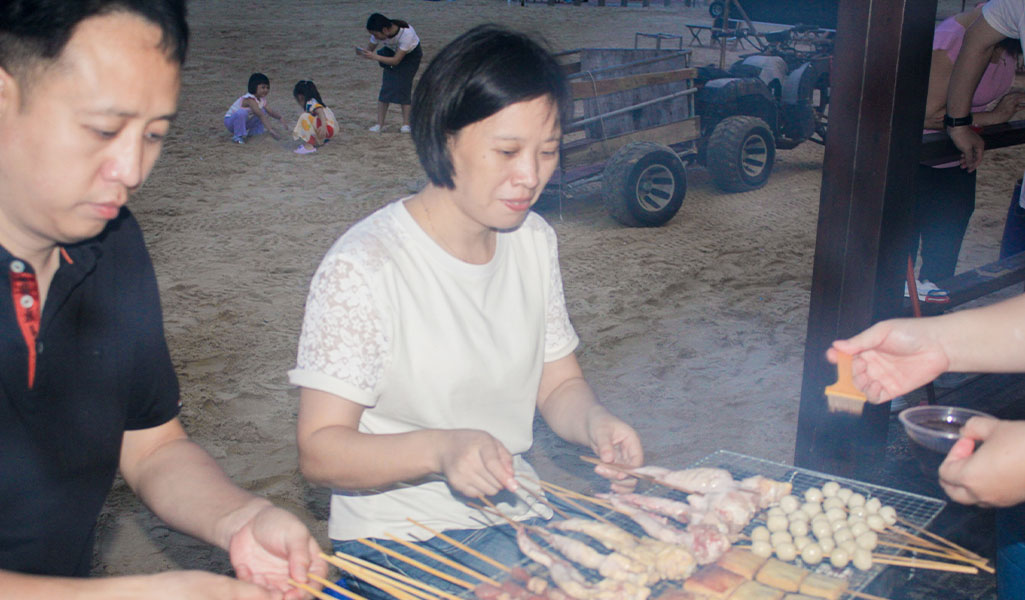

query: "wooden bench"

left=909, top=252, right=1025, bottom=316
left=634, top=32, right=683, bottom=50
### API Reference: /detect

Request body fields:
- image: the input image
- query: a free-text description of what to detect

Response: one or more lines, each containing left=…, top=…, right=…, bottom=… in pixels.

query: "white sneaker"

left=368, top=124, right=382, bottom=133
left=400, top=125, right=411, bottom=133
left=903, top=279, right=950, bottom=303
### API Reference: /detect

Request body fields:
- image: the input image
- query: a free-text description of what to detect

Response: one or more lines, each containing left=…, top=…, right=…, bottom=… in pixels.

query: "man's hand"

left=228, top=505, right=328, bottom=600
left=828, top=319, right=950, bottom=403
left=939, top=417, right=1025, bottom=508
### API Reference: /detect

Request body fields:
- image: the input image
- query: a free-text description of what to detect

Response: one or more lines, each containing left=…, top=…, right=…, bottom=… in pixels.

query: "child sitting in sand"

left=292, top=80, right=338, bottom=155
left=223, top=72, right=287, bottom=144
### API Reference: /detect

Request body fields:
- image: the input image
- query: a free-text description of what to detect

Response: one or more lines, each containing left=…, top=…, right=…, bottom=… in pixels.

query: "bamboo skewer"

left=326, top=557, right=422, bottom=600
left=894, top=517, right=987, bottom=562
left=289, top=578, right=340, bottom=600
left=527, top=476, right=614, bottom=510
left=383, top=531, right=501, bottom=587
left=326, top=555, right=438, bottom=600
left=407, top=517, right=511, bottom=573
left=848, top=590, right=893, bottom=600
left=875, top=539, right=994, bottom=573
left=868, top=554, right=979, bottom=574
left=357, top=537, right=477, bottom=591
left=517, top=483, right=572, bottom=520
left=327, top=552, right=462, bottom=600
left=307, top=573, right=374, bottom=600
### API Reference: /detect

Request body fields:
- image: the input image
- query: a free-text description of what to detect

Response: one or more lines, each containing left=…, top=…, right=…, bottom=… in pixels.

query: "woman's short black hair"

left=0, top=0, right=188, bottom=80
left=366, top=13, right=391, bottom=33
left=293, top=79, right=324, bottom=106
left=247, top=72, right=269, bottom=94
left=410, top=25, right=572, bottom=190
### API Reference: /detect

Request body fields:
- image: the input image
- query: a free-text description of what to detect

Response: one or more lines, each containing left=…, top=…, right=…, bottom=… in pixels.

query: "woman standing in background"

left=356, top=13, right=422, bottom=133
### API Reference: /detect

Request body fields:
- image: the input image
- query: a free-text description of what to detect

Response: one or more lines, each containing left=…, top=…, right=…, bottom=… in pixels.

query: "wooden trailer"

left=549, top=48, right=700, bottom=227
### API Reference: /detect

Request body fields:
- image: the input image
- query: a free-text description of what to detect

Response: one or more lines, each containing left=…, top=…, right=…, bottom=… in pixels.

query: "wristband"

left=944, top=113, right=973, bottom=128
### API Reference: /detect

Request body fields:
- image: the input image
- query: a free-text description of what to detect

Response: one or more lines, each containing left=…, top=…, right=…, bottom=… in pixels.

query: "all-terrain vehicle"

left=694, top=23, right=832, bottom=192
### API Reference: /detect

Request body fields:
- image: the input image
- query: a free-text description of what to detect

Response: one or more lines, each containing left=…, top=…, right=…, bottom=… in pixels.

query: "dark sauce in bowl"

left=916, top=418, right=964, bottom=435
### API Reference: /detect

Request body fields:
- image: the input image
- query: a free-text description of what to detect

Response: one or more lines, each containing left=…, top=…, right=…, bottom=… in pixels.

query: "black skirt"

left=377, top=43, right=422, bottom=105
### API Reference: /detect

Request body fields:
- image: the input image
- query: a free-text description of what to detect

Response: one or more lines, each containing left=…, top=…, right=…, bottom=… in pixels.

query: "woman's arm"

left=924, top=49, right=1025, bottom=130
left=369, top=48, right=409, bottom=67
left=297, top=388, right=517, bottom=498
left=536, top=354, right=643, bottom=490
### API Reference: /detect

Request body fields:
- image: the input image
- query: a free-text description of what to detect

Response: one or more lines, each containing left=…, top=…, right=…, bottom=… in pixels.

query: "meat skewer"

left=529, top=526, right=653, bottom=586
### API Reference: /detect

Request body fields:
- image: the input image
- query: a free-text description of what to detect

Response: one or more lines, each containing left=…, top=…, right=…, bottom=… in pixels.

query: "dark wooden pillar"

left=794, top=0, right=937, bottom=476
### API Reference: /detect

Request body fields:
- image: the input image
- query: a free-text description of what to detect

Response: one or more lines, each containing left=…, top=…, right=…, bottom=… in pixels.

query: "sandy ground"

left=91, top=0, right=1021, bottom=579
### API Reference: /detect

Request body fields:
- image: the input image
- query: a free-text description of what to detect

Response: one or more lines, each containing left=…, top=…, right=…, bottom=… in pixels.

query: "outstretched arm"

left=536, top=354, right=643, bottom=492
left=120, top=419, right=327, bottom=600
left=829, top=294, right=1025, bottom=402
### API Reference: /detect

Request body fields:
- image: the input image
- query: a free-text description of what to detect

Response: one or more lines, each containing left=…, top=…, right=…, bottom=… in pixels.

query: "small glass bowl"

left=899, top=405, right=994, bottom=453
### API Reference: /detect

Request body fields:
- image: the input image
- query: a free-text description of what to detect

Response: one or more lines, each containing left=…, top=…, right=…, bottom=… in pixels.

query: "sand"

left=90, top=0, right=1020, bottom=578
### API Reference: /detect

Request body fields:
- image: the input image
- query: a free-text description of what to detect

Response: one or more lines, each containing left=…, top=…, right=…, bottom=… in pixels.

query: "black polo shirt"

left=0, top=209, right=180, bottom=577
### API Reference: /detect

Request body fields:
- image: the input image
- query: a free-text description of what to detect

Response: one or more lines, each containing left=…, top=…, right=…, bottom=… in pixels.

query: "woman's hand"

left=436, top=429, right=516, bottom=498
left=228, top=504, right=328, bottom=600
left=828, top=319, right=950, bottom=403
left=939, top=417, right=1025, bottom=507
left=586, top=408, right=643, bottom=493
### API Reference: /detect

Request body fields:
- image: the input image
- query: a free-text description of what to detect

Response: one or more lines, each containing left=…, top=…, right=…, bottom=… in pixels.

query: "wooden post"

left=794, top=0, right=937, bottom=478
left=621, top=0, right=628, bottom=6
left=598, top=0, right=606, bottom=5
left=643, top=0, right=650, bottom=6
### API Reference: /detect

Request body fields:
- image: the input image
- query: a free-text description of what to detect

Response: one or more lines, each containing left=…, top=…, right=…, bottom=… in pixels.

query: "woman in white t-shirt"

left=356, top=13, right=423, bottom=133
left=293, top=25, right=643, bottom=598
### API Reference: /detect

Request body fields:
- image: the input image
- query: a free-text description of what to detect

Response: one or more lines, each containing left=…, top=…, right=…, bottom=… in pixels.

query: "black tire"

left=706, top=115, right=776, bottom=192
left=601, top=142, right=687, bottom=227
left=709, top=1, right=724, bottom=18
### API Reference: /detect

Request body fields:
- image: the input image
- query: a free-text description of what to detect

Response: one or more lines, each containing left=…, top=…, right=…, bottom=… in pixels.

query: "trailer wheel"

left=706, top=115, right=775, bottom=192
left=601, top=142, right=687, bottom=227
left=709, top=1, right=724, bottom=18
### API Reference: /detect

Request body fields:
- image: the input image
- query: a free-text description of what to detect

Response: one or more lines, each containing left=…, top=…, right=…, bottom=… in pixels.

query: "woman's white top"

left=370, top=24, right=420, bottom=53
left=289, top=200, right=577, bottom=540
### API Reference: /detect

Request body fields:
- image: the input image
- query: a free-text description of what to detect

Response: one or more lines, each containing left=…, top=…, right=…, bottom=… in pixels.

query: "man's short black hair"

left=410, top=24, right=572, bottom=190
left=0, top=0, right=188, bottom=81
left=248, top=72, right=270, bottom=95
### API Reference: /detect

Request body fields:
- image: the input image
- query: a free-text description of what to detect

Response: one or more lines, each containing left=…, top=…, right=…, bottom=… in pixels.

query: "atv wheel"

left=709, top=1, right=724, bottom=18
left=602, top=142, right=687, bottom=227
left=706, top=115, right=775, bottom=192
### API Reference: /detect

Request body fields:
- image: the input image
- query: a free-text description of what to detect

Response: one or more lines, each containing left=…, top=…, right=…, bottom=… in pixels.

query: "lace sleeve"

left=543, top=225, right=580, bottom=361
left=291, top=251, right=388, bottom=406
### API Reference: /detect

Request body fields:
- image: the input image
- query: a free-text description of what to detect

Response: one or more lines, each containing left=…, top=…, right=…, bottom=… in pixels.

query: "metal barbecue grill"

left=688, top=450, right=948, bottom=594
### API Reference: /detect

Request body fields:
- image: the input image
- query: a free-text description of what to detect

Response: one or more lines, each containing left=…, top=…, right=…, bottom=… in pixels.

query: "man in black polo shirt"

left=0, top=1, right=326, bottom=598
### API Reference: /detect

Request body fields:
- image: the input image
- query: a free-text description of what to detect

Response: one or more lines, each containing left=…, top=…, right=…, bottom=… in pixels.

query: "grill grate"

left=687, top=450, right=947, bottom=593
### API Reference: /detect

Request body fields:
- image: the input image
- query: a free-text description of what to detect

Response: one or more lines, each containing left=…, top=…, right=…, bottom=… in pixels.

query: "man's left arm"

left=119, top=419, right=327, bottom=597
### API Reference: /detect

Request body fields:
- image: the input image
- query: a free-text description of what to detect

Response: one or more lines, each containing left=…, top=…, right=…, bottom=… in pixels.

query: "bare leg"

left=401, top=104, right=412, bottom=128
left=377, top=101, right=389, bottom=128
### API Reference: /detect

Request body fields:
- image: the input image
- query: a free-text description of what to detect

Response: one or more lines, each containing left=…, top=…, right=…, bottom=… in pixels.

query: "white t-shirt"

left=289, top=200, right=577, bottom=540
left=370, top=24, right=420, bottom=53
left=224, top=92, right=264, bottom=118
left=984, top=0, right=1025, bottom=49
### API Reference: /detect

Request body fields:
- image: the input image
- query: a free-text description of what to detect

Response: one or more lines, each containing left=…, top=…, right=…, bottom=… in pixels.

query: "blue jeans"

left=330, top=494, right=586, bottom=599
left=998, top=504, right=1025, bottom=599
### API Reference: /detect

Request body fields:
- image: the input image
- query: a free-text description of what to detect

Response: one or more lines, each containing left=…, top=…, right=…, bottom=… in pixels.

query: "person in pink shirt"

left=908, top=4, right=1024, bottom=301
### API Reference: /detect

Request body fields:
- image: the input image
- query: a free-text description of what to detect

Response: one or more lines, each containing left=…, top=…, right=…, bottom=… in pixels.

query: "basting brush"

left=826, top=351, right=867, bottom=415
